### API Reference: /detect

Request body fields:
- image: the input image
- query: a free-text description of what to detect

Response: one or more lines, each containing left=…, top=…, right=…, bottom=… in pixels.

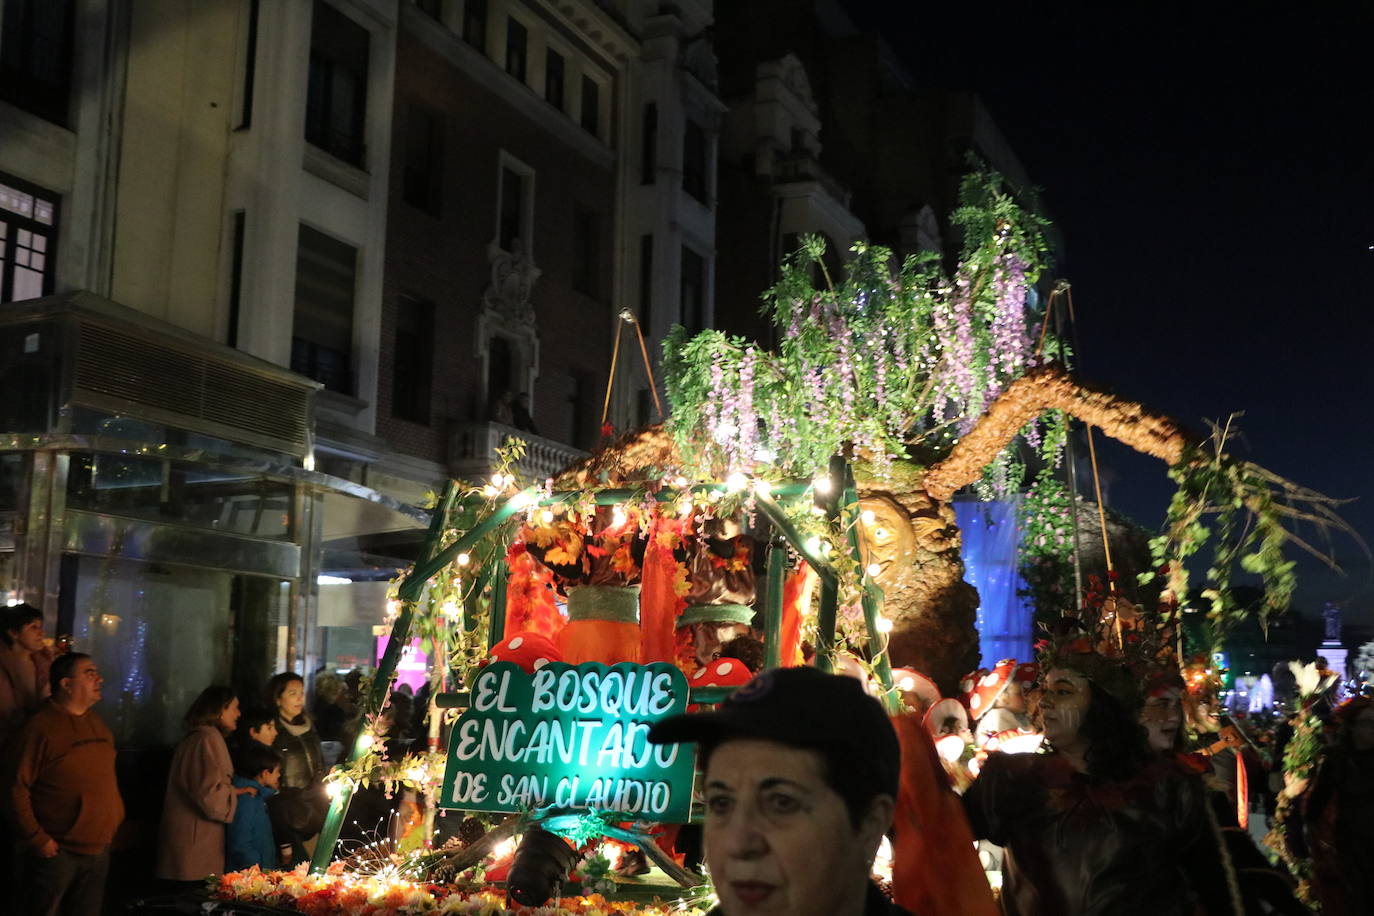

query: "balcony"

left=448, top=421, right=588, bottom=485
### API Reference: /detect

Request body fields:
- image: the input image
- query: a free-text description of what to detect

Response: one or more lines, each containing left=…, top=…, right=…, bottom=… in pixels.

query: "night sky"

left=847, top=2, right=1374, bottom=628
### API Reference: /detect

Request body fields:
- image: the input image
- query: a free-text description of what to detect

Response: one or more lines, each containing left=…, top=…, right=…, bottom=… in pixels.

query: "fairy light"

left=875, top=616, right=893, bottom=633
left=456, top=552, right=471, bottom=566
left=866, top=562, right=882, bottom=578
left=898, top=676, right=916, bottom=691
left=813, top=476, right=833, bottom=495
left=612, top=505, right=628, bottom=527
left=673, top=475, right=689, bottom=489
left=725, top=471, right=749, bottom=492
left=861, top=509, right=877, bottom=525
left=442, top=600, right=461, bottom=621
left=357, top=733, right=375, bottom=751
left=752, top=478, right=772, bottom=496
left=482, top=484, right=499, bottom=498
left=508, top=492, right=531, bottom=509
left=539, top=508, right=555, bottom=524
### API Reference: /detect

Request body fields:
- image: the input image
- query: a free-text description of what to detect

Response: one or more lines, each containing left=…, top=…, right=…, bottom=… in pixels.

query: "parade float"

left=210, top=171, right=1351, bottom=914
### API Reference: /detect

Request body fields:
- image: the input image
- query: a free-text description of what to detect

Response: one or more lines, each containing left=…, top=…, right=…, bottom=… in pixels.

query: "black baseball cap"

left=649, top=666, right=900, bottom=798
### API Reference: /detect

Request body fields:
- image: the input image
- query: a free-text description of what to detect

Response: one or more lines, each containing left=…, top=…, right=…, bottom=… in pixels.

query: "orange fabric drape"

left=557, top=620, right=641, bottom=665
left=504, top=547, right=564, bottom=641
left=890, top=713, right=998, bottom=916
left=639, top=520, right=686, bottom=664
left=779, top=563, right=817, bottom=667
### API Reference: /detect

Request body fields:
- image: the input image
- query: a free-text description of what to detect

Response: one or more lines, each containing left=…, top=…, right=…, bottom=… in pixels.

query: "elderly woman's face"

left=277, top=679, right=305, bottom=718
left=702, top=739, right=885, bottom=915
left=1039, top=668, right=1092, bottom=748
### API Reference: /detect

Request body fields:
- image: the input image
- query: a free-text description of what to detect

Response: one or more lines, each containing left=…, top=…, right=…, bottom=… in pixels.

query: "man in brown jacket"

left=6, top=652, right=125, bottom=915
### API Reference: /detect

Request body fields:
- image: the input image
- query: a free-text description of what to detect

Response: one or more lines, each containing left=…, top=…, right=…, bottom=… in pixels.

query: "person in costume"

left=961, top=659, right=1036, bottom=748
left=677, top=516, right=757, bottom=671
left=963, top=640, right=1239, bottom=915
left=1304, top=696, right=1374, bottom=915
left=649, top=666, right=914, bottom=916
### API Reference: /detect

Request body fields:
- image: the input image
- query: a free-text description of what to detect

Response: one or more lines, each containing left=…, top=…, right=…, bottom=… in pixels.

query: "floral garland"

left=662, top=168, right=1062, bottom=491
left=213, top=865, right=711, bottom=916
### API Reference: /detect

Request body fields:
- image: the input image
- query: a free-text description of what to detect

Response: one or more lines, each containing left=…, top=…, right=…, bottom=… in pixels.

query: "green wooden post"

left=838, top=465, right=900, bottom=714
left=763, top=537, right=787, bottom=669
left=310, top=481, right=459, bottom=873
left=814, top=456, right=845, bottom=673
left=487, top=552, right=509, bottom=648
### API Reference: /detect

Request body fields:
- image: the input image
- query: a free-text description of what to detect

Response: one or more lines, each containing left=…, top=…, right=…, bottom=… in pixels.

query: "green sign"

left=440, top=661, right=696, bottom=822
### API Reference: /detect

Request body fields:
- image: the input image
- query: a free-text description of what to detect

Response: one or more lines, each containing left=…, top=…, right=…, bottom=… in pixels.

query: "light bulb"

left=752, top=478, right=772, bottom=496
left=898, top=676, right=916, bottom=691
left=861, top=509, right=877, bottom=525
left=725, top=472, right=749, bottom=492
left=357, top=734, right=375, bottom=750
left=612, top=505, right=628, bottom=527
left=866, top=562, right=882, bottom=578
left=673, top=475, right=689, bottom=489
left=457, top=552, right=471, bottom=566
left=875, top=616, right=894, bottom=633
left=539, top=508, right=554, bottom=524
left=813, top=476, right=833, bottom=495
left=490, top=473, right=504, bottom=487
left=805, top=536, right=821, bottom=555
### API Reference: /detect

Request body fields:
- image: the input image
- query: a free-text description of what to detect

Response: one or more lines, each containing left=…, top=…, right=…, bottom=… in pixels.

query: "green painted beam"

left=751, top=491, right=838, bottom=589
left=763, top=538, right=787, bottom=669
left=813, top=456, right=845, bottom=673
left=839, top=465, right=900, bottom=714
left=311, top=481, right=459, bottom=873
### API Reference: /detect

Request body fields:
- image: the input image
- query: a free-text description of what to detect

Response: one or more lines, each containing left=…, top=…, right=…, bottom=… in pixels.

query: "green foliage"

left=663, top=168, right=1063, bottom=490
left=1138, top=419, right=1352, bottom=651
left=1017, top=469, right=1078, bottom=624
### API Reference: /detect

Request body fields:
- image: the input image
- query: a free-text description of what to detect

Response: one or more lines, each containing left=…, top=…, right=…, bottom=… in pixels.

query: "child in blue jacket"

left=226, top=743, right=282, bottom=872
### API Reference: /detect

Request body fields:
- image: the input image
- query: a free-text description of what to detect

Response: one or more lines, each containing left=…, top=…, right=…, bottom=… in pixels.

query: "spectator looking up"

left=155, top=686, right=250, bottom=885
left=7, top=652, right=124, bottom=916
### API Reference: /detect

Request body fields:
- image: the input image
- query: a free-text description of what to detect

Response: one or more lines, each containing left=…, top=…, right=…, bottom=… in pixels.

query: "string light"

left=539, top=508, right=555, bottom=524
left=866, top=562, right=882, bottom=578
left=861, top=509, right=877, bottom=525
left=813, top=476, right=833, bottom=495
left=673, top=475, right=688, bottom=489
left=612, top=505, right=628, bottom=527
left=875, top=616, right=894, bottom=633
left=357, top=734, right=375, bottom=751
left=898, top=676, right=916, bottom=691
left=752, top=478, right=772, bottom=496
left=457, top=552, right=471, bottom=566
left=725, top=471, right=748, bottom=492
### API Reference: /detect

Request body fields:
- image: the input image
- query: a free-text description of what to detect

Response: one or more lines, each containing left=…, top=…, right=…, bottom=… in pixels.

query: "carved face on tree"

left=856, top=497, right=915, bottom=588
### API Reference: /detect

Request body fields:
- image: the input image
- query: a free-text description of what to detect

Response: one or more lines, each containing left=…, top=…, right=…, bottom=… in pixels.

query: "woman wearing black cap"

left=963, top=645, right=1239, bottom=916
left=650, top=666, right=913, bottom=916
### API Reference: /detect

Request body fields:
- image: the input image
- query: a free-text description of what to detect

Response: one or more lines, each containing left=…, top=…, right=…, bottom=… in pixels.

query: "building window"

left=291, top=225, right=357, bottom=394
left=641, top=103, right=657, bottom=184
left=680, top=246, right=704, bottom=334
left=505, top=17, right=527, bottom=82
left=305, top=0, right=369, bottom=167
left=392, top=296, right=434, bottom=423
left=580, top=75, right=599, bottom=136
left=0, top=173, right=59, bottom=304
left=463, top=0, right=487, bottom=52
left=402, top=104, right=444, bottom=216
left=0, top=0, right=74, bottom=125
left=572, top=208, right=600, bottom=298
left=683, top=119, right=707, bottom=203
left=227, top=211, right=246, bottom=347
left=496, top=159, right=533, bottom=252
left=638, top=234, right=653, bottom=323
left=545, top=49, right=565, bottom=110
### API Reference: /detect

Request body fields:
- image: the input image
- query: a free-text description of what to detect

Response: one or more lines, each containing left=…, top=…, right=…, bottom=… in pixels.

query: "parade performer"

left=963, top=639, right=1240, bottom=915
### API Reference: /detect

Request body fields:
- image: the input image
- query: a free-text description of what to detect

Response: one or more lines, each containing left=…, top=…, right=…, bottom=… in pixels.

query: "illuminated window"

left=0, top=173, right=58, bottom=303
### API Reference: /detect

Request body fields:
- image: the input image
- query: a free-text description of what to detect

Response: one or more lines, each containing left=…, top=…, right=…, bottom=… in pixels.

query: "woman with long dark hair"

left=963, top=644, right=1238, bottom=915
left=155, top=686, right=252, bottom=884
left=265, top=672, right=327, bottom=864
